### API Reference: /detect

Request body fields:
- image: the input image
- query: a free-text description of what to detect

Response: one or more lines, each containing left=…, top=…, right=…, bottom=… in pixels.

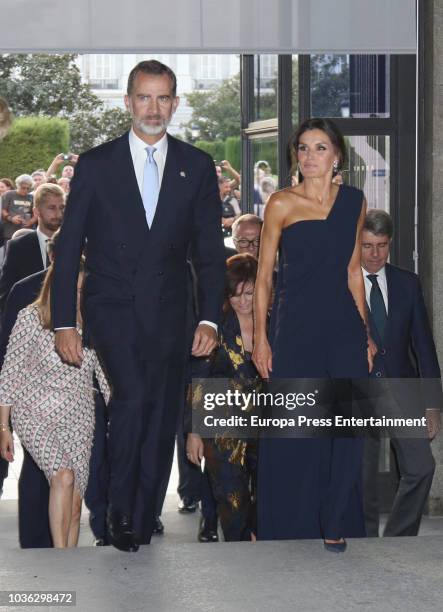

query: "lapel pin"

left=180, top=171, right=186, bottom=177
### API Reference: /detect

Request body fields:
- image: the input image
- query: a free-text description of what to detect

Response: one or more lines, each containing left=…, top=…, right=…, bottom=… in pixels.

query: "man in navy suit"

left=361, top=209, right=442, bottom=536
left=52, top=60, right=226, bottom=551
left=0, top=183, right=64, bottom=313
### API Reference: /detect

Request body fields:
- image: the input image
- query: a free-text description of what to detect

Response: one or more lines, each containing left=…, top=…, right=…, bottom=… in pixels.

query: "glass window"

left=88, top=54, right=118, bottom=89
left=343, top=135, right=390, bottom=211
left=251, top=135, right=278, bottom=218
left=253, top=54, right=278, bottom=121
left=199, top=55, right=219, bottom=80
left=311, top=54, right=389, bottom=119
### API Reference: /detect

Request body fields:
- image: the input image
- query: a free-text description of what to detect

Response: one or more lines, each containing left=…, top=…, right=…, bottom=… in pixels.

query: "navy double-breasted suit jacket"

left=51, top=131, right=226, bottom=359
left=368, top=263, right=442, bottom=411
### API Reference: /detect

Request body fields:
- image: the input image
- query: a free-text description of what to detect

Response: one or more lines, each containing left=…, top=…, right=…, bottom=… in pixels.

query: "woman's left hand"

left=367, top=334, right=377, bottom=373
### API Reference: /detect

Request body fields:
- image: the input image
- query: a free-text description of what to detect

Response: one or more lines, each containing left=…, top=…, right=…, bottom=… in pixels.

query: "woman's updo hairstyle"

left=288, top=117, right=347, bottom=179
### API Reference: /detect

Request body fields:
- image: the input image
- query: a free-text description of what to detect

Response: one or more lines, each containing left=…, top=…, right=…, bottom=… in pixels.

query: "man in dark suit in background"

left=361, top=209, right=442, bottom=537
left=52, top=60, right=226, bottom=552
left=0, top=183, right=64, bottom=313
left=0, top=267, right=50, bottom=546
left=0, top=183, right=65, bottom=501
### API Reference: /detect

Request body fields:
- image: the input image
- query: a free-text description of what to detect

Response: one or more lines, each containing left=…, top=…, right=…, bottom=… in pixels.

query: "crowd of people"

left=215, top=156, right=278, bottom=236
left=0, top=60, right=441, bottom=554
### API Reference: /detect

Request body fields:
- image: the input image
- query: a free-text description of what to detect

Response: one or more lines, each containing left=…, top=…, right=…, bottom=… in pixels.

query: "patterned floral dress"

left=192, top=308, right=261, bottom=540
left=0, top=305, right=110, bottom=497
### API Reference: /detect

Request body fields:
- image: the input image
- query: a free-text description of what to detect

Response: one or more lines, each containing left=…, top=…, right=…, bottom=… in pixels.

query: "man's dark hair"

left=127, top=60, right=177, bottom=97
left=363, top=208, right=394, bottom=239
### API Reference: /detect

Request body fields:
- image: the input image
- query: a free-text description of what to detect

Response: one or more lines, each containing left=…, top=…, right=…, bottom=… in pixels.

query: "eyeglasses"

left=233, top=238, right=260, bottom=248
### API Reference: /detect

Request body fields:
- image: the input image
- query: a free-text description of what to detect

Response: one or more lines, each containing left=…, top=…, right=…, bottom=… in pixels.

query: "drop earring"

left=333, top=160, right=339, bottom=173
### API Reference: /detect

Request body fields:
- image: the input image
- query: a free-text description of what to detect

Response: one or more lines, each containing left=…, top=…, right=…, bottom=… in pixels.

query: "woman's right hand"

left=186, top=433, right=204, bottom=466
left=252, top=336, right=273, bottom=379
left=0, top=429, right=14, bottom=462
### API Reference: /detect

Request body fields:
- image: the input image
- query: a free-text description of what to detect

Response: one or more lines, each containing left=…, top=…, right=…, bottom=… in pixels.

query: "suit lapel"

left=30, top=232, right=44, bottom=270
left=384, top=263, right=398, bottom=347
left=110, top=132, right=185, bottom=237
left=110, top=132, right=149, bottom=232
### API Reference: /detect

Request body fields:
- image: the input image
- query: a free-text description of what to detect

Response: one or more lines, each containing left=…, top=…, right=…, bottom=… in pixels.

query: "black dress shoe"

left=107, top=509, right=139, bottom=552
left=93, top=538, right=109, bottom=547
left=178, top=497, right=198, bottom=514
left=152, top=516, right=164, bottom=535
left=198, top=518, right=219, bottom=543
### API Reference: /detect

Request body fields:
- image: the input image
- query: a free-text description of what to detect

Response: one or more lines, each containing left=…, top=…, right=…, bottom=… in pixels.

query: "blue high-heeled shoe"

left=324, top=539, right=347, bottom=553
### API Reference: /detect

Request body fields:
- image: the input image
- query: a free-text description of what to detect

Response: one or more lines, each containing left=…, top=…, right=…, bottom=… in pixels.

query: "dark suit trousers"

left=0, top=457, right=8, bottom=490
left=84, top=392, right=109, bottom=541
left=18, top=449, right=52, bottom=548
left=363, top=436, right=435, bottom=536
left=91, top=322, right=186, bottom=544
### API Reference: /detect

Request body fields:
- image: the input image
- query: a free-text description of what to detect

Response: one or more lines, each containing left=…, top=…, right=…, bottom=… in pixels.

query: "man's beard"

left=44, top=220, right=62, bottom=232
left=132, top=115, right=171, bottom=136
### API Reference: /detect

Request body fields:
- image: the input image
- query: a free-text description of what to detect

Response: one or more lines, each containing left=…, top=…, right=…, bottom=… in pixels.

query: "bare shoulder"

left=265, top=187, right=299, bottom=224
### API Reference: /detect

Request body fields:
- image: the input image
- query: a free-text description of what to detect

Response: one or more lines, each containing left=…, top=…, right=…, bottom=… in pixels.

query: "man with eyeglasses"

left=232, top=214, right=263, bottom=259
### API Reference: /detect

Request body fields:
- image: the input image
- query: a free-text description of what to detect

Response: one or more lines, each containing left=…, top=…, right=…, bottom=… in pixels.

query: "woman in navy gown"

left=252, top=118, right=376, bottom=551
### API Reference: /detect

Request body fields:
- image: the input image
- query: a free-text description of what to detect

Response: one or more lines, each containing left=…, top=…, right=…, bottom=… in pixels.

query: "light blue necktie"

left=142, top=145, right=159, bottom=228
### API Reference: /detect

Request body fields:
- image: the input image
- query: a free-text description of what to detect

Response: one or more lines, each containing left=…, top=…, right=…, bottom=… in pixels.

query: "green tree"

left=184, top=74, right=242, bottom=142
left=184, top=70, right=283, bottom=143
left=310, top=55, right=350, bottom=118
left=69, top=107, right=131, bottom=153
left=0, top=54, right=131, bottom=153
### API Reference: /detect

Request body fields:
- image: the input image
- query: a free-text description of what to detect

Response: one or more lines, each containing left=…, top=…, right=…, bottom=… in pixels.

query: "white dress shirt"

left=128, top=127, right=167, bottom=197
left=362, top=265, right=388, bottom=314
left=36, top=227, right=50, bottom=268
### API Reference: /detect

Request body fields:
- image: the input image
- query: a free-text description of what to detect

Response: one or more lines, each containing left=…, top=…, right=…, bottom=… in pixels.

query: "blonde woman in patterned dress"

left=0, top=262, right=110, bottom=548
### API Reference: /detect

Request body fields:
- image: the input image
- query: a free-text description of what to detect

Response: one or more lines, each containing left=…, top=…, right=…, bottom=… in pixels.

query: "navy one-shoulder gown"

left=257, top=184, right=368, bottom=540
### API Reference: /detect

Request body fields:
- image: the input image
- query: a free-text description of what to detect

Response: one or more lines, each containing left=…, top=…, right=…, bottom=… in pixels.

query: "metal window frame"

left=241, top=53, right=416, bottom=272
